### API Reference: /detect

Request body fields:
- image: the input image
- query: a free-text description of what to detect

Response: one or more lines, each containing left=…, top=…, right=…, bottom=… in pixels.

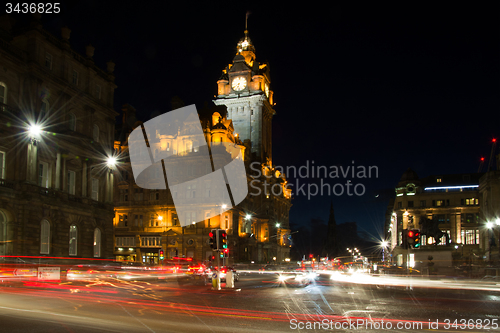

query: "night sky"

left=17, top=2, right=500, bottom=242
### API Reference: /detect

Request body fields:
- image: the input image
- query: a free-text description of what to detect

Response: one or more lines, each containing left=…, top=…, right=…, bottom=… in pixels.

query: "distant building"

left=0, top=15, right=117, bottom=259
left=386, top=168, right=483, bottom=267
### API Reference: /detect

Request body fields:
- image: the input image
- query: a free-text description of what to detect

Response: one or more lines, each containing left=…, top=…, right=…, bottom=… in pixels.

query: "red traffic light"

left=309, top=254, right=313, bottom=258
left=408, top=230, right=414, bottom=238
left=209, top=232, right=214, bottom=238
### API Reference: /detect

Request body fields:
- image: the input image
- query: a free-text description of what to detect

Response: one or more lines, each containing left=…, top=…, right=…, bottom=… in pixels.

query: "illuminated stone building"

left=0, top=15, right=117, bottom=259
left=478, top=155, right=500, bottom=263
left=386, top=168, right=483, bottom=267
left=113, top=30, right=292, bottom=264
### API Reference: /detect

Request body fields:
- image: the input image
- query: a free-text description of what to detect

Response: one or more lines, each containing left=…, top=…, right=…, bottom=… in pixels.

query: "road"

left=0, top=272, right=499, bottom=332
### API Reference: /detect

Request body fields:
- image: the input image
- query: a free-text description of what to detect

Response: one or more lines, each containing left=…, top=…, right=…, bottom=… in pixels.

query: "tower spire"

left=245, top=11, right=251, bottom=31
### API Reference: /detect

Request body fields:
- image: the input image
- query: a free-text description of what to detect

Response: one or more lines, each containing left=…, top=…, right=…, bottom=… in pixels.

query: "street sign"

left=38, top=267, right=60, bottom=281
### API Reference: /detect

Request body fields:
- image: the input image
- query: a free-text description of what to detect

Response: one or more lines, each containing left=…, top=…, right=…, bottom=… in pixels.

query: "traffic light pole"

left=216, top=250, right=221, bottom=290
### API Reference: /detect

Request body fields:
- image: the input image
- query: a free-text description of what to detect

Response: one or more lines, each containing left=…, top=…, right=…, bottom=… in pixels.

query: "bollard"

left=226, top=270, right=234, bottom=288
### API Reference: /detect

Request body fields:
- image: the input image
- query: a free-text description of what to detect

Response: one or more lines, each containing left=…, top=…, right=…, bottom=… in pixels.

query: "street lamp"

left=381, top=241, right=388, bottom=264
left=106, top=156, right=117, bottom=168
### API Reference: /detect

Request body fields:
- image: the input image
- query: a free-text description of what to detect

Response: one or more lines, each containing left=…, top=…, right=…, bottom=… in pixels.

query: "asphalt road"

left=0, top=273, right=499, bottom=332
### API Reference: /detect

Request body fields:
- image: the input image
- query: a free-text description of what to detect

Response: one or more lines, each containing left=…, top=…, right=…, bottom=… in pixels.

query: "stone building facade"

left=0, top=15, right=117, bottom=259
left=112, top=30, right=292, bottom=264
left=386, top=168, right=483, bottom=267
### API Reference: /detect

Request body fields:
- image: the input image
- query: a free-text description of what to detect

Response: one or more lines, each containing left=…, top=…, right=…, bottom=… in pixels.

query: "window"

left=434, top=200, right=444, bottom=207
left=172, top=213, right=178, bottom=226
left=68, top=113, right=76, bottom=131
left=408, top=201, right=414, bottom=208
left=45, top=53, right=52, bottom=69
left=93, top=228, right=101, bottom=257
left=436, top=178, right=442, bottom=183
left=91, top=178, right=99, bottom=201
left=420, top=200, right=426, bottom=207
left=40, top=99, right=49, bottom=119
left=0, top=151, right=5, bottom=179
left=185, top=211, right=196, bottom=224
left=397, top=201, right=402, bottom=208
left=67, top=170, right=75, bottom=195
left=69, top=225, right=77, bottom=256
left=116, top=237, right=135, bottom=247
left=0, top=82, right=6, bottom=106
left=40, top=220, right=50, bottom=254
left=72, top=70, right=79, bottom=85
left=95, top=85, right=101, bottom=100
left=461, top=229, right=479, bottom=245
left=134, top=188, right=143, bottom=201
left=120, top=189, right=128, bottom=202
left=38, top=162, right=49, bottom=188
left=465, top=198, right=478, bottom=205
left=93, top=124, right=99, bottom=142
left=140, top=236, right=161, bottom=247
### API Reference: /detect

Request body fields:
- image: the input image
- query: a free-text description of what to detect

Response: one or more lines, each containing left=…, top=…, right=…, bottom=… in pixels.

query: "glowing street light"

left=221, top=204, right=227, bottom=209
left=276, top=223, right=280, bottom=228
left=245, top=214, right=252, bottom=220
left=106, top=156, right=117, bottom=168
left=486, top=221, right=493, bottom=229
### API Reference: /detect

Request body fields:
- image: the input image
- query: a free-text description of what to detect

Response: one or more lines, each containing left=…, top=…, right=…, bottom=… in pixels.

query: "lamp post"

left=381, top=241, right=388, bottom=265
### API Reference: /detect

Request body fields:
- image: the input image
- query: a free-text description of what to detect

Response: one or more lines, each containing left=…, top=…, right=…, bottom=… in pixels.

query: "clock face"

left=265, top=83, right=269, bottom=97
left=232, top=77, right=247, bottom=91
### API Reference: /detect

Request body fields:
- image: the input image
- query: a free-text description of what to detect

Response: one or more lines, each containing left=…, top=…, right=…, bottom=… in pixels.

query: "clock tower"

left=214, top=30, right=275, bottom=163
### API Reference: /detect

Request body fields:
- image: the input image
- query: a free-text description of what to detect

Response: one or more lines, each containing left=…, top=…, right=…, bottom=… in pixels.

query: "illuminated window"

left=93, top=228, right=101, bottom=257
left=69, top=225, right=77, bottom=256
left=436, top=178, right=442, bottom=183
left=40, top=220, right=50, bottom=254
left=91, top=178, right=99, bottom=201
left=38, top=162, right=49, bottom=188
left=67, top=170, right=75, bottom=195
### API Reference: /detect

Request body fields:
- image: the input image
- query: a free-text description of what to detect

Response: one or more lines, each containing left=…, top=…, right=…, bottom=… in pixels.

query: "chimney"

left=85, top=44, right=95, bottom=58
left=106, top=60, right=115, bottom=73
left=61, top=26, right=71, bottom=41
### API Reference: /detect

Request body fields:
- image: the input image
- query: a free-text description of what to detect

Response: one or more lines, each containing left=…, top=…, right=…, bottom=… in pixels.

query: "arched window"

left=40, top=220, right=50, bottom=254
left=93, top=228, right=101, bottom=257
left=93, top=124, right=99, bottom=142
left=0, top=82, right=7, bottom=106
left=68, top=113, right=76, bottom=131
left=69, top=225, right=77, bottom=256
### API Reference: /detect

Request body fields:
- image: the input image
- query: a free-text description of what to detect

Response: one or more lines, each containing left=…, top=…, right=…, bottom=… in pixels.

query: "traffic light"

left=401, top=229, right=409, bottom=249
left=159, top=249, right=164, bottom=260
left=220, top=230, right=228, bottom=249
left=412, top=230, right=421, bottom=248
left=407, top=229, right=415, bottom=248
left=223, top=248, right=229, bottom=258
left=209, top=229, right=217, bottom=250
left=309, top=254, right=313, bottom=259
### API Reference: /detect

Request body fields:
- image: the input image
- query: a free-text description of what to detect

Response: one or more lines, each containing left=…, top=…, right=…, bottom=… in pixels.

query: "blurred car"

left=277, top=270, right=317, bottom=287
left=66, top=264, right=120, bottom=281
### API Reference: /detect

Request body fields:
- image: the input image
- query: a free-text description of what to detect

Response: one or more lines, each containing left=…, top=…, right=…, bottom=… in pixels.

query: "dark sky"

left=23, top=2, right=500, bottom=242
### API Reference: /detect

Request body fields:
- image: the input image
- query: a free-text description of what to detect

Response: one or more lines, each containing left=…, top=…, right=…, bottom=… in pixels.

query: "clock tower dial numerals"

left=232, top=76, right=247, bottom=91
